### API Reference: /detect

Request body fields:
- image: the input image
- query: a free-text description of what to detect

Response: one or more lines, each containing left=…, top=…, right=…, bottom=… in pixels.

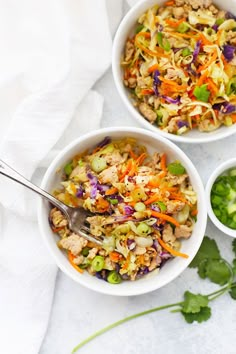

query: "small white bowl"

left=206, top=158, right=236, bottom=238
left=112, top=0, right=236, bottom=144
left=38, top=127, right=207, bottom=296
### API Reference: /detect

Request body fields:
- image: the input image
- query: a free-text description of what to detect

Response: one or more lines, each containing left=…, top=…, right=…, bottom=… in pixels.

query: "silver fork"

left=0, top=160, right=103, bottom=246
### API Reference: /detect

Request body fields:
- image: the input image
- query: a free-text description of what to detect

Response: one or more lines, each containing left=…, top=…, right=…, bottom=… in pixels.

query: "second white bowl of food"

left=112, top=0, right=236, bottom=143
left=206, top=157, right=236, bottom=238
left=38, top=127, right=207, bottom=296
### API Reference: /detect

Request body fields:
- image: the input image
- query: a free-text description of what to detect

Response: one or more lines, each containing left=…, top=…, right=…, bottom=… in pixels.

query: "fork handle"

left=0, top=160, right=70, bottom=217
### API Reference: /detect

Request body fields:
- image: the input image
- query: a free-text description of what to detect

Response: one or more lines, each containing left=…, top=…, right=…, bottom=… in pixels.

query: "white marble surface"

left=40, top=68, right=236, bottom=354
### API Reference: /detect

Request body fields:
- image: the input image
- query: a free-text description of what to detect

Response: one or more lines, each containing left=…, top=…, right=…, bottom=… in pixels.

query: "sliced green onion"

left=81, top=247, right=90, bottom=257
left=177, top=22, right=189, bottom=33
left=107, top=198, right=119, bottom=205
left=215, top=18, right=224, bottom=26
left=64, top=162, right=73, bottom=176
left=156, top=201, right=167, bottom=212
left=229, top=169, right=236, bottom=177
left=167, top=162, right=186, bottom=175
left=157, top=32, right=171, bottom=52
left=182, top=48, right=191, bottom=57
left=137, top=222, right=151, bottom=236
left=134, top=202, right=146, bottom=212
left=135, top=24, right=144, bottom=33
left=91, top=256, right=105, bottom=272
left=107, top=271, right=122, bottom=284
left=91, top=156, right=107, bottom=173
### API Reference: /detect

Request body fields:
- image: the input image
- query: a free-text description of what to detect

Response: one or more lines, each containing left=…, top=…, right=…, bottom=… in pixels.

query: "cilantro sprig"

left=71, top=237, right=236, bottom=353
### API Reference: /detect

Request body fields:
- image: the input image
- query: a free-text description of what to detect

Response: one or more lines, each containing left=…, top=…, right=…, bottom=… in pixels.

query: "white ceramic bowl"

left=112, top=0, right=236, bottom=144
left=206, top=158, right=236, bottom=238
left=38, top=127, right=207, bottom=296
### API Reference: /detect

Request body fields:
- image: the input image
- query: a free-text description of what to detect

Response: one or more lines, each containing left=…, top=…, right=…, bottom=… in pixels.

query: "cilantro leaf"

left=189, top=236, right=221, bottom=268
left=233, top=239, right=236, bottom=256
left=205, top=259, right=231, bottom=285
left=193, top=84, right=210, bottom=102
left=182, top=306, right=211, bottom=324
left=182, top=291, right=209, bottom=314
left=229, top=283, right=236, bottom=300
left=197, top=259, right=208, bottom=279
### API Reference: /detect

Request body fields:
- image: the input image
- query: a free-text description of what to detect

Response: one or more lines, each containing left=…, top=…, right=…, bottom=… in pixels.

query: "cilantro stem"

left=71, top=302, right=182, bottom=353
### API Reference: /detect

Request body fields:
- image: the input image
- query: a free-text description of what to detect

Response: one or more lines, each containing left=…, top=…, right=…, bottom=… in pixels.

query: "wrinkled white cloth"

left=0, top=0, right=116, bottom=353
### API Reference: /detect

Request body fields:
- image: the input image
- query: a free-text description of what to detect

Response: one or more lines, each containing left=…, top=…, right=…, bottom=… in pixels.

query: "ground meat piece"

left=186, top=0, right=212, bottom=9
left=173, top=6, right=185, bottom=19
left=50, top=208, right=68, bottom=228
left=175, top=0, right=185, bottom=5
left=86, top=215, right=105, bottom=227
left=70, top=165, right=88, bottom=182
left=139, top=103, right=157, bottom=123
left=59, top=233, right=88, bottom=256
left=226, top=31, right=236, bottom=45
left=174, top=224, right=192, bottom=239
left=209, top=4, right=218, bottom=14
left=87, top=247, right=98, bottom=260
left=166, top=200, right=185, bottom=213
left=124, top=40, right=135, bottom=62
left=99, top=165, right=119, bottom=184
left=162, top=224, right=176, bottom=243
left=166, top=117, right=181, bottom=133
left=104, top=150, right=126, bottom=165
left=127, top=77, right=137, bottom=88
left=73, top=255, right=84, bottom=265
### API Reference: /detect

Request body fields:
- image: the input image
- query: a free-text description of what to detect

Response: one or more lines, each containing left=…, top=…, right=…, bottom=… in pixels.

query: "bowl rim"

left=112, top=0, right=236, bottom=144
left=38, top=126, right=207, bottom=296
left=205, top=157, right=236, bottom=238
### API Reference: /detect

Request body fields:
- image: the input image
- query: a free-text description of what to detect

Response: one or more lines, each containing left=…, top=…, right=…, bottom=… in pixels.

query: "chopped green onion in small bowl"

left=206, top=158, right=236, bottom=238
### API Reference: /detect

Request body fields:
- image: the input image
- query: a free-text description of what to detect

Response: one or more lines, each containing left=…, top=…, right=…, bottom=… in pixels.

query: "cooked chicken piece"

left=166, top=117, right=181, bottom=133
left=166, top=200, right=185, bottom=213
left=50, top=208, right=68, bottom=227
left=124, top=40, right=135, bottom=62
left=173, top=6, right=185, bottom=19
left=87, top=247, right=98, bottom=260
left=99, top=165, right=119, bottom=184
left=149, top=255, right=161, bottom=271
left=166, top=172, right=188, bottom=185
left=70, top=165, right=88, bottom=182
left=162, top=224, right=176, bottom=243
left=139, top=103, right=157, bottom=123
left=175, top=0, right=185, bottom=5
left=174, top=224, right=192, bottom=239
left=59, top=233, right=88, bottom=256
left=209, top=4, right=218, bottom=14
left=86, top=215, right=106, bottom=226
left=104, top=150, right=126, bottom=165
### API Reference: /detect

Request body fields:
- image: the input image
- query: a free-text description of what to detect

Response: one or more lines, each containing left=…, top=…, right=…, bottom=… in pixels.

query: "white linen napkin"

left=0, top=0, right=113, bottom=353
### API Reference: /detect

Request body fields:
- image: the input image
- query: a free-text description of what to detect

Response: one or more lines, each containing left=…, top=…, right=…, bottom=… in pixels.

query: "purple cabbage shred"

left=177, top=120, right=189, bottom=128
left=153, top=70, right=161, bottom=96
left=87, top=172, right=98, bottom=199
left=223, top=45, right=236, bottom=62
left=124, top=205, right=134, bottom=215
left=213, top=102, right=236, bottom=114
left=226, top=12, right=236, bottom=20
left=162, top=95, right=180, bottom=104
left=192, top=40, right=201, bottom=63
left=96, top=136, right=111, bottom=148
left=76, top=185, right=84, bottom=198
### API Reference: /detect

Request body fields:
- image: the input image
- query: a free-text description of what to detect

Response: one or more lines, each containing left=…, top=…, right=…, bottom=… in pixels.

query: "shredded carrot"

left=149, top=210, right=180, bottom=227
left=231, top=114, right=236, bottom=123
left=128, top=161, right=137, bottom=177
left=144, top=193, right=161, bottom=205
left=52, top=226, right=65, bottom=233
left=165, top=0, right=174, bottom=6
left=191, top=209, right=198, bottom=216
left=198, top=33, right=212, bottom=46
left=120, top=160, right=133, bottom=182
left=207, top=78, right=218, bottom=96
left=129, top=149, right=138, bottom=160
left=141, top=89, right=155, bottom=95
left=136, top=153, right=147, bottom=166
left=197, top=51, right=218, bottom=73
left=216, top=29, right=223, bottom=47
left=165, top=30, right=198, bottom=39
left=105, top=187, right=118, bottom=196
left=169, top=193, right=192, bottom=207
left=147, top=176, right=161, bottom=188
left=96, top=197, right=110, bottom=212
left=165, top=18, right=186, bottom=27
left=160, top=153, right=167, bottom=173
left=157, top=237, right=189, bottom=259
left=110, top=251, right=123, bottom=262
left=148, top=63, right=160, bottom=73
left=68, top=252, right=84, bottom=273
